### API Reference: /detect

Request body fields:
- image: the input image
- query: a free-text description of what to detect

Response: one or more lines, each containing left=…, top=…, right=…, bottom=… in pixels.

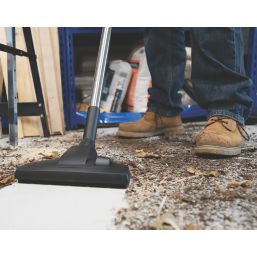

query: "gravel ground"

left=0, top=123, right=257, bottom=229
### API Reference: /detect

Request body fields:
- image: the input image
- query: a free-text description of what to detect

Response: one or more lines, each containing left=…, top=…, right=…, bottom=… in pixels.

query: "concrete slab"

left=0, top=183, right=127, bottom=229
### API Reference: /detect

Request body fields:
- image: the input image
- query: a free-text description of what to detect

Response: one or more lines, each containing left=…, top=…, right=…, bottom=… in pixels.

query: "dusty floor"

left=0, top=123, right=257, bottom=229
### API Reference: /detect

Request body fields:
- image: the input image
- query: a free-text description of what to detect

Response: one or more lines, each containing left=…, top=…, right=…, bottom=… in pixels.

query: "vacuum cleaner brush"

left=16, top=157, right=130, bottom=189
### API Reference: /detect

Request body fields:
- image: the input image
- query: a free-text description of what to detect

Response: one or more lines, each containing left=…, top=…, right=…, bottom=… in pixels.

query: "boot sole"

left=194, top=145, right=241, bottom=156
left=116, top=125, right=184, bottom=138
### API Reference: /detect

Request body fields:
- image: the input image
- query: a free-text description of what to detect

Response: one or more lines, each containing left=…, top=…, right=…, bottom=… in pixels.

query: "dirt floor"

left=1, top=123, right=257, bottom=229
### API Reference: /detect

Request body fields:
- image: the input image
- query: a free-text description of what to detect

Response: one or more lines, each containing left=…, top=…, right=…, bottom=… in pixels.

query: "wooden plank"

left=32, top=27, right=64, bottom=135
left=0, top=27, right=24, bottom=138
left=50, top=27, right=65, bottom=129
left=15, top=27, right=43, bottom=137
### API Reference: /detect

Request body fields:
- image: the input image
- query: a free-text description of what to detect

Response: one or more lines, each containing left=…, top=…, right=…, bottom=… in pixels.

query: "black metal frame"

left=0, top=27, right=50, bottom=137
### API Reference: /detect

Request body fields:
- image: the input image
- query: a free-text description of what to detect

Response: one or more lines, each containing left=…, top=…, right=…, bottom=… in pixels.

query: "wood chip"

left=127, top=160, right=138, bottom=168
left=39, top=151, right=60, bottom=159
left=0, top=175, right=16, bottom=186
left=215, top=187, right=242, bottom=200
left=185, top=223, right=203, bottom=230
left=135, top=149, right=160, bottom=158
left=150, top=211, right=181, bottom=230
left=186, top=167, right=219, bottom=177
left=227, top=180, right=253, bottom=188
left=173, top=192, right=195, bottom=204
left=96, top=144, right=104, bottom=150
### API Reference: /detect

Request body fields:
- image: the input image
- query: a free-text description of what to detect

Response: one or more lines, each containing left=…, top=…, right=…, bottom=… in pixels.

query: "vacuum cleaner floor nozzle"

left=16, top=159, right=130, bottom=189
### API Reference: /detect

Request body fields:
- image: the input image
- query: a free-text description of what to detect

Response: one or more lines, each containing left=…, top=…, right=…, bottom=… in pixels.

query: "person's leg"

left=191, top=28, right=252, bottom=156
left=145, top=27, right=186, bottom=116
left=117, top=28, right=186, bottom=138
left=191, top=27, right=252, bottom=124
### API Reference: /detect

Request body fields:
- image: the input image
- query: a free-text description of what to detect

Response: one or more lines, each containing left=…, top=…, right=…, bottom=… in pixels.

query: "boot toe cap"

left=196, top=132, right=236, bottom=148
left=118, top=122, right=134, bottom=132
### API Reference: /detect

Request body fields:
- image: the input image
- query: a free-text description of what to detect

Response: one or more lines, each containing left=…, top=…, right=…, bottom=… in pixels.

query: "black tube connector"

left=83, top=106, right=100, bottom=141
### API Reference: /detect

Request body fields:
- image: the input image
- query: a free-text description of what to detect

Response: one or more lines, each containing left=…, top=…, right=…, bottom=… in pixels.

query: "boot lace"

left=205, top=117, right=250, bottom=141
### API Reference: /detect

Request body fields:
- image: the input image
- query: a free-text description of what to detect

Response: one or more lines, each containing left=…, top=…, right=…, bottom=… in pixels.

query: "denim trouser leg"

left=191, top=28, right=252, bottom=125
left=144, top=28, right=186, bottom=116
left=144, top=27, right=253, bottom=124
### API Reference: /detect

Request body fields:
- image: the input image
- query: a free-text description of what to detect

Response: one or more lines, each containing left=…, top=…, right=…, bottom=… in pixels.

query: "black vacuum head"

left=16, top=140, right=131, bottom=189
left=16, top=159, right=130, bottom=189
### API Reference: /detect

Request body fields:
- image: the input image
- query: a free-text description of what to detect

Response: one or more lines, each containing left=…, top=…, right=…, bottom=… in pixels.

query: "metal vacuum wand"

left=90, top=27, right=112, bottom=107
left=83, top=27, right=112, bottom=141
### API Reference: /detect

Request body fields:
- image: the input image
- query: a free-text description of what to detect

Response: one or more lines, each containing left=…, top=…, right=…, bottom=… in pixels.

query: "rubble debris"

left=1, top=125, right=257, bottom=230
left=114, top=123, right=257, bottom=229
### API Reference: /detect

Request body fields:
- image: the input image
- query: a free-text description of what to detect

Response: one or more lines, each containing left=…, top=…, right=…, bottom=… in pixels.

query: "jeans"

left=144, top=28, right=253, bottom=125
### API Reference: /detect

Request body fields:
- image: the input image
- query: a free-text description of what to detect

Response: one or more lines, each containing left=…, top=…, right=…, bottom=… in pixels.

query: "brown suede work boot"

left=116, top=111, right=184, bottom=138
left=195, top=116, right=249, bottom=156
